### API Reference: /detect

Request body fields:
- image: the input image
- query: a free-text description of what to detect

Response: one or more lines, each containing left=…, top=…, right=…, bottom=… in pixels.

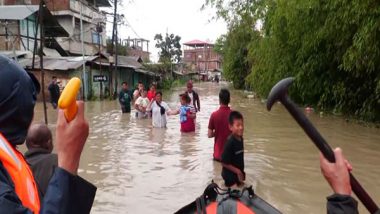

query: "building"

left=1, top=0, right=111, bottom=56
left=183, top=39, right=222, bottom=80
left=123, top=37, right=150, bottom=62
left=0, top=5, right=69, bottom=54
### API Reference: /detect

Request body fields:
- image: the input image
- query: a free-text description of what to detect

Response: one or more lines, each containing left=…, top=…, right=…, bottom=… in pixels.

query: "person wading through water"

left=208, top=88, right=232, bottom=161
left=185, top=82, right=200, bottom=112
left=48, top=76, right=60, bottom=109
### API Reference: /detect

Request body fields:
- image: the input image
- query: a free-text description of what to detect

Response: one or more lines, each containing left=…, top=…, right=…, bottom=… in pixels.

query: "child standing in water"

left=221, top=111, right=245, bottom=187
left=173, top=94, right=196, bottom=132
left=134, top=90, right=150, bottom=118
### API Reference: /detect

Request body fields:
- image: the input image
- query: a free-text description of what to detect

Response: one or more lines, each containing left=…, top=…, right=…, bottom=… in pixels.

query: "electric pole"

left=111, top=0, right=118, bottom=98
left=39, top=0, right=48, bottom=125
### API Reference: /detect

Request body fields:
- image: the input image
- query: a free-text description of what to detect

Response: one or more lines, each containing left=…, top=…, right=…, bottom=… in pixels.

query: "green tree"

left=206, top=0, right=380, bottom=121
left=106, top=39, right=128, bottom=56
left=154, top=33, right=182, bottom=63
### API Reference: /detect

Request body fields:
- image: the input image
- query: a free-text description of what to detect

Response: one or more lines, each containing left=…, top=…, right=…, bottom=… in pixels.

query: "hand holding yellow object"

left=58, top=77, right=81, bottom=122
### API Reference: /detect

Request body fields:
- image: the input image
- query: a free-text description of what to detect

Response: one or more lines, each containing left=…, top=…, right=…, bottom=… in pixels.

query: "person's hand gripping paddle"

left=58, top=77, right=81, bottom=122
left=266, top=77, right=379, bottom=214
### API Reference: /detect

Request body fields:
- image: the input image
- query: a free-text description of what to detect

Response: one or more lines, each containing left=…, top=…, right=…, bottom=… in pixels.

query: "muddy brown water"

left=30, top=82, right=380, bottom=213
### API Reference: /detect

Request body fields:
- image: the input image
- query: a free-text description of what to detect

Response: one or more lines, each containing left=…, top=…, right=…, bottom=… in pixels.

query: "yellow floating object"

left=58, top=77, right=81, bottom=122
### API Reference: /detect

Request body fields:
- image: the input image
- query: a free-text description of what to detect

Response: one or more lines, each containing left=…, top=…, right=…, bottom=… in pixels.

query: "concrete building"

left=123, top=37, right=150, bottom=62
left=183, top=39, right=222, bottom=80
left=0, top=5, right=68, bottom=54
left=1, top=0, right=111, bottom=56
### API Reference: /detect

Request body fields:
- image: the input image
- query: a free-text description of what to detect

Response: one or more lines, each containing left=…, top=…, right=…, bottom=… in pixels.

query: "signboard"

left=93, top=75, right=107, bottom=82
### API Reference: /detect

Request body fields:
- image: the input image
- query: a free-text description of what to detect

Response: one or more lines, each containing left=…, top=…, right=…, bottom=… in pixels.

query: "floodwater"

left=31, top=82, right=380, bottom=213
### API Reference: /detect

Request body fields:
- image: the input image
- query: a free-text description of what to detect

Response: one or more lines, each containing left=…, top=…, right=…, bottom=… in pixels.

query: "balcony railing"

left=70, top=0, right=105, bottom=22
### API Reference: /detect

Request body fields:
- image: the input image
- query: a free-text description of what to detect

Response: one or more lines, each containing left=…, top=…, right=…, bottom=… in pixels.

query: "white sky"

left=104, top=0, right=227, bottom=62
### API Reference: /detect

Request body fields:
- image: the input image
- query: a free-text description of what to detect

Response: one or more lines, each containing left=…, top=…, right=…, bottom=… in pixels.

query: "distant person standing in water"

left=185, top=82, right=200, bottom=112
left=48, top=76, right=60, bottom=109
left=119, top=82, right=132, bottom=113
left=208, top=88, right=232, bottom=161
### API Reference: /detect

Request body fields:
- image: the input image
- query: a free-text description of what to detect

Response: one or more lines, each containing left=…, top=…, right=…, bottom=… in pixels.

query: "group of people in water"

left=0, top=53, right=372, bottom=213
left=118, top=80, right=200, bottom=132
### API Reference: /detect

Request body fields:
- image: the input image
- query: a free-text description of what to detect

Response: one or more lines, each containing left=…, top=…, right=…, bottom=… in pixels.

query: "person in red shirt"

left=147, top=83, right=157, bottom=101
left=208, top=88, right=232, bottom=161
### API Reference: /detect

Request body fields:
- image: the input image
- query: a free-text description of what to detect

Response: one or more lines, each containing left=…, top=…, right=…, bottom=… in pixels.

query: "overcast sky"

left=104, top=0, right=227, bottom=62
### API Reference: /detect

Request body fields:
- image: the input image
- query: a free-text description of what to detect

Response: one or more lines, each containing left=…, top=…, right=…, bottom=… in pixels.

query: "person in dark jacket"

left=119, top=82, right=132, bottom=113
left=0, top=54, right=96, bottom=213
left=48, top=76, right=60, bottom=109
left=24, top=123, right=57, bottom=201
left=320, top=147, right=359, bottom=214
left=185, top=82, right=200, bottom=112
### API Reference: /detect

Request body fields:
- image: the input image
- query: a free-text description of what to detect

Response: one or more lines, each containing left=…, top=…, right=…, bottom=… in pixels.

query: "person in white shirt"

left=147, top=91, right=175, bottom=128
left=134, top=90, right=150, bottom=118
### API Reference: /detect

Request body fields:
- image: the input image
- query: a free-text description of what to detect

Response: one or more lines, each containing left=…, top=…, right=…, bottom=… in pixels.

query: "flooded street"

left=32, top=82, right=380, bottom=214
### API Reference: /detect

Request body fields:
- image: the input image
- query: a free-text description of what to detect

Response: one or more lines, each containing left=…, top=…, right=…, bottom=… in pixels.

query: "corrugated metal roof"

left=20, top=56, right=97, bottom=71
left=135, top=69, right=156, bottom=76
left=117, top=56, right=142, bottom=69
left=0, top=5, right=39, bottom=20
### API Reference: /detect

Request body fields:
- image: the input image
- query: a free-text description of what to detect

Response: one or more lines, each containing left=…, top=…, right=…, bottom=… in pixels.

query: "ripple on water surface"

left=31, top=82, right=380, bottom=214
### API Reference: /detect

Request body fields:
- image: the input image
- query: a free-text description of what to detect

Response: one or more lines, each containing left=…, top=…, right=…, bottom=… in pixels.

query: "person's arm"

left=320, top=148, right=358, bottom=214
left=221, top=163, right=245, bottom=182
left=134, top=98, right=141, bottom=110
left=208, top=129, right=215, bottom=138
left=326, top=194, right=358, bottom=214
left=41, top=101, right=96, bottom=213
left=196, top=93, right=200, bottom=111
left=133, top=90, right=139, bottom=100
left=208, top=114, right=215, bottom=138
left=118, top=92, right=124, bottom=104
left=146, top=100, right=154, bottom=111
left=168, top=109, right=179, bottom=115
left=166, top=103, right=177, bottom=115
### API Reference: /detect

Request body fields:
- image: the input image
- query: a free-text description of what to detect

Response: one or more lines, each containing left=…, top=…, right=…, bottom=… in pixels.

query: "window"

left=92, top=32, right=102, bottom=44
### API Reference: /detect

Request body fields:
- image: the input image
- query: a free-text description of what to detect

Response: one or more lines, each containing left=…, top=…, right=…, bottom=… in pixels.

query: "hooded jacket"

left=0, top=54, right=96, bottom=213
left=0, top=55, right=39, bottom=145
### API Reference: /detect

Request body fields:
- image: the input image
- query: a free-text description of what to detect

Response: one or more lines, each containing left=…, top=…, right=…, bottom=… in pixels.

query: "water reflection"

left=31, top=82, right=380, bottom=214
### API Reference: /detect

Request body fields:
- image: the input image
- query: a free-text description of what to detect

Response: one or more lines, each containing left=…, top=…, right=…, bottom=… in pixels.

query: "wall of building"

left=0, top=20, right=20, bottom=51
left=29, top=69, right=74, bottom=101
left=127, top=48, right=149, bottom=62
left=183, top=47, right=222, bottom=72
left=4, top=0, right=70, bottom=10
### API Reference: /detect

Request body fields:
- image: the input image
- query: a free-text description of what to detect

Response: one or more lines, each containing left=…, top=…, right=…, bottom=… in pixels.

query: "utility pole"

left=111, top=0, right=118, bottom=98
left=97, top=23, right=103, bottom=99
left=80, top=0, right=86, bottom=100
left=114, top=18, right=118, bottom=96
left=39, top=1, right=48, bottom=125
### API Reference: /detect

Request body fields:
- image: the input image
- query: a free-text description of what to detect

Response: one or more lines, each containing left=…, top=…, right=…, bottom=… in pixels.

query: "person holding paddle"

left=320, top=147, right=360, bottom=214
